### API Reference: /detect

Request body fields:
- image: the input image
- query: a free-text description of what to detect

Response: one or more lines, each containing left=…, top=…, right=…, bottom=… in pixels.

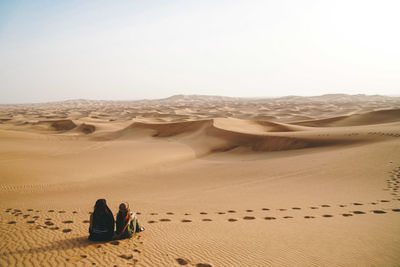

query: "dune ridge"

left=96, top=118, right=370, bottom=156
left=293, top=108, right=400, bottom=127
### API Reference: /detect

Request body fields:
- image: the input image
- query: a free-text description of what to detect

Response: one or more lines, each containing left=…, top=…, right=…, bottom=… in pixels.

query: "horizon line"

left=1, top=93, right=400, bottom=105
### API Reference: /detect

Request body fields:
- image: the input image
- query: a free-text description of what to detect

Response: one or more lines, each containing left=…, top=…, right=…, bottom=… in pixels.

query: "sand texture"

left=1, top=94, right=400, bottom=266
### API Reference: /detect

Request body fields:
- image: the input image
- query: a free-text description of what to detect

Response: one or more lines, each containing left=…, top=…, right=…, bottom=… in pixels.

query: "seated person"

left=88, top=199, right=115, bottom=241
left=115, top=202, right=144, bottom=239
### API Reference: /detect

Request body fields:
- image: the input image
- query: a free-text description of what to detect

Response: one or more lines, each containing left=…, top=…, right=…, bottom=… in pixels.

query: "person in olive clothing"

left=115, top=202, right=144, bottom=239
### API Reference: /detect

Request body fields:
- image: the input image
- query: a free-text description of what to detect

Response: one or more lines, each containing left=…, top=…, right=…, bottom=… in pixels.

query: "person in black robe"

left=88, top=199, right=114, bottom=241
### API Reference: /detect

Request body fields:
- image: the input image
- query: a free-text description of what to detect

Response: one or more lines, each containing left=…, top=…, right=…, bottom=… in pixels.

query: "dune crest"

left=98, top=118, right=366, bottom=155
left=294, top=108, right=400, bottom=127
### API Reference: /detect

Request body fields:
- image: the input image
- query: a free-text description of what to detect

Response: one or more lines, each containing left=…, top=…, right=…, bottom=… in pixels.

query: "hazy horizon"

left=1, top=0, right=399, bottom=104
left=1, top=92, right=400, bottom=105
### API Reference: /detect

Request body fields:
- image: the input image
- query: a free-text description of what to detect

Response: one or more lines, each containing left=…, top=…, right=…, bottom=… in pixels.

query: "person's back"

left=89, top=199, right=114, bottom=241
left=115, top=202, right=143, bottom=239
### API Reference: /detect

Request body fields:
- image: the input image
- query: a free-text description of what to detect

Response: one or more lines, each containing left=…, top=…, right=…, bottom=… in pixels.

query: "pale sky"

left=0, top=0, right=399, bottom=103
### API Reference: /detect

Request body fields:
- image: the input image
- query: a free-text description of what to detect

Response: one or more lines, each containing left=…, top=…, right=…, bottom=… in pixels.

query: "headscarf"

left=92, top=198, right=114, bottom=231
left=116, top=202, right=131, bottom=234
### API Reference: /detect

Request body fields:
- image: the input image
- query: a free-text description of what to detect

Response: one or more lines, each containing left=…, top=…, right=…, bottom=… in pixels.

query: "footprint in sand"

left=150, top=213, right=158, bottom=215
left=62, top=220, right=74, bottom=224
left=176, top=258, right=189, bottom=265
left=147, top=220, right=157, bottom=224
left=243, top=216, right=255, bottom=220
left=353, top=211, right=366, bottom=214
left=380, top=200, right=390, bottom=202
left=166, top=212, right=174, bottom=215
left=83, top=220, right=90, bottom=223
left=310, top=207, right=319, bottom=209
left=278, top=209, right=286, bottom=211
left=339, top=205, right=346, bottom=207
left=62, top=229, right=72, bottom=233
left=8, top=221, right=16, bottom=224
left=264, top=217, right=276, bottom=220
left=322, top=214, right=333, bottom=218
left=181, top=219, right=192, bottom=223
left=392, top=209, right=400, bottom=212
left=200, top=212, right=207, bottom=215
left=44, top=221, right=54, bottom=226
left=342, top=213, right=353, bottom=217
left=48, top=210, right=54, bottom=213
left=59, top=211, right=66, bottom=213
left=159, top=218, right=171, bottom=222
left=119, top=254, right=133, bottom=260
left=321, top=205, right=330, bottom=207
left=283, top=216, right=293, bottom=219
left=50, top=227, right=59, bottom=230
left=33, top=216, right=39, bottom=219
left=196, top=264, right=212, bottom=267
left=227, top=210, right=236, bottom=213
left=110, top=241, right=120, bottom=245
left=228, top=218, right=237, bottom=222
left=304, top=216, right=315, bottom=219
left=217, top=212, right=225, bottom=215
left=27, top=209, right=33, bottom=211
left=372, top=210, right=386, bottom=214
left=292, top=207, right=301, bottom=210
left=133, top=249, right=141, bottom=253
left=246, top=209, right=254, bottom=212
left=72, top=211, right=78, bottom=214
left=202, top=219, right=212, bottom=222
left=26, top=220, right=35, bottom=224
left=184, top=213, right=191, bottom=216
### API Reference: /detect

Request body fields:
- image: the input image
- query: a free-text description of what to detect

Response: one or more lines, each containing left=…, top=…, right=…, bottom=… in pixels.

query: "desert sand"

left=1, top=94, right=400, bottom=266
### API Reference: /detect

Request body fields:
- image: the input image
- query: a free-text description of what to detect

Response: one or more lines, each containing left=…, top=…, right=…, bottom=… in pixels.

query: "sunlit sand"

left=1, top=94, right=400, bottom=266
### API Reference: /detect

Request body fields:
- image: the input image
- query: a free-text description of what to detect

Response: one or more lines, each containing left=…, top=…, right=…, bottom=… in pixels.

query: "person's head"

left=94, top=199, right=107, bottom=214
left=119, top=202, right=130, bottom=215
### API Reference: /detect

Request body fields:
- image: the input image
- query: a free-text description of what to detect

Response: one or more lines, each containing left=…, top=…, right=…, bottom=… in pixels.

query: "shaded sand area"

left=1, top=94, right=400, bottom=266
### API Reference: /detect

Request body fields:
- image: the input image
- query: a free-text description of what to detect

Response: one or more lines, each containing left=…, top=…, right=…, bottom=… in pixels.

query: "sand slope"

left=293, top=108, right=400, bottom=127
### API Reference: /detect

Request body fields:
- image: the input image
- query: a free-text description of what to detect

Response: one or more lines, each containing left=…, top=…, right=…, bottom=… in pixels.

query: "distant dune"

left=100, top=118, right=363, bottom=155
left=76, top=123, right=96, bottom=134
left=294, top=109, right=400, bottom=127
left=34, top=119, right=77, bottom=131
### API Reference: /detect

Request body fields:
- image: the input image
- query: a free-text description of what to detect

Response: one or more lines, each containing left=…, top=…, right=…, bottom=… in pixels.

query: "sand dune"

left=97, top=117, right=369, bottom=156
left=1, top=94, right=400, bottom=266
left=76, top=123, right=96, bottom=134
left=34, top=119, right=77, bottom=131
left=294, top=108, right=400, bottom=127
